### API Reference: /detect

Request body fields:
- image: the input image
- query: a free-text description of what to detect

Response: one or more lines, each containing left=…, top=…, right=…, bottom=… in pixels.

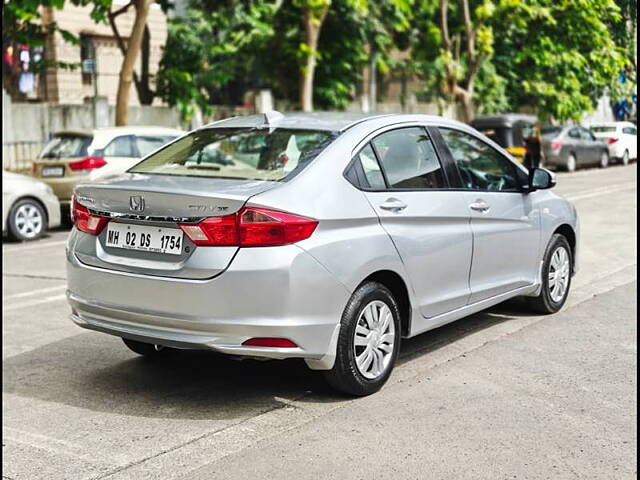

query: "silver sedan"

left=66, top=112, right=579, bottom=396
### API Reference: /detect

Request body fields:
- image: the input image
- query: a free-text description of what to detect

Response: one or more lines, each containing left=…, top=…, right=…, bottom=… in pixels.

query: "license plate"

left=41, top=166, right=65, bottom=177
left=105, top=223, right=184, bottom=255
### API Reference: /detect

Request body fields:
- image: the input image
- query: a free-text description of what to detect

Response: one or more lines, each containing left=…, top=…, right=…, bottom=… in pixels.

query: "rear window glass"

left=591, top=126, right=617, bottom=133
left=129, top=128, right=337, bottom=181
left=136, top=135, right=179, bottom=157
left=40, top=135, right=92, bottom=159
left=541, top=127, right=562, bottom=138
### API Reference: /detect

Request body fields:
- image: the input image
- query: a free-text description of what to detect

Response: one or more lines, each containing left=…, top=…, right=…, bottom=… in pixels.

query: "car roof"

left=201, top=111, right=469, bottom=132
left=53, top=126, right=184, bottom=137
left=471, top=113, right=538, bottom=128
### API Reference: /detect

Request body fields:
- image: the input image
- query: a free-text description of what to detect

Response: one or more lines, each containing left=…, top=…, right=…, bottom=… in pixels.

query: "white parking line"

left=565, top=183, right=636, bottom=201
left=3, top=294, right=67, bottom=312
left=4, top=284, right=67, bottom=300
left=2, top=239, right=67, bottom=253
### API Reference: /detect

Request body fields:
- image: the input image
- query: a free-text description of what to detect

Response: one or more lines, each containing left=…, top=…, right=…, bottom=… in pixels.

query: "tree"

left=489, top=0, right=626, bottom=122
left=294, top=0, right=332, bottom=111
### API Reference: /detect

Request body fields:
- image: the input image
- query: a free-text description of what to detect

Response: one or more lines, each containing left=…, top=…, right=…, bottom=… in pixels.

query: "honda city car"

left=66, top=112, right=579, bottom=396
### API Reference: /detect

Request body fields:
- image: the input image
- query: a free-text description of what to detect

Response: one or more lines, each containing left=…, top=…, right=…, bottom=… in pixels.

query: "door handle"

left=469, top=199, right=490, bottom=212
left=379, top=198, right=407, bottom=212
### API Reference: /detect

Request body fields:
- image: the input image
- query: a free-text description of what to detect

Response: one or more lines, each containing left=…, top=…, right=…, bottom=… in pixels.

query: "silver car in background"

left=66, top=112, right=579, bottom=396
left=3, top=170, right=61, bottom=241
left=541, top=125, right=609, bottom=171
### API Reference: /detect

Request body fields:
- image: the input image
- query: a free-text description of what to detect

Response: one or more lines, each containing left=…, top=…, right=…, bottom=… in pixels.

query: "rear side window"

left=439, top=128, right=520, bottom=192
left=129, top=128, right=336, bottom=181
left=136, top=136, right=178, bottom=157
left=568, top=128, right=581, bottom=139
left=355, top=144, right=386, bottom=189
left=40, top=135, right=91, bottom=159
left=622, top=127, right=637, bottom=135
left=591, top=126, right=617, bottom=133
left=103, top=135, right=136, bottom=157
left=371, top=127, right=445, bottom=189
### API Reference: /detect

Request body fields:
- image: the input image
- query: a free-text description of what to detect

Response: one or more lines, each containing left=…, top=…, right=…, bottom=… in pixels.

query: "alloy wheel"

left=353, top=300, right=395, bottom=380
left=548, top=246, right=571, bottom=303
left=14, top=204, right=43, bottom=239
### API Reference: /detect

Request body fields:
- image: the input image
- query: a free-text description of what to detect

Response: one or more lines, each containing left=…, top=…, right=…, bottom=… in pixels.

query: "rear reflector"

left=607, top=137, right=619, bottom=144
left=68, top=156, right=107, bottom=171
left=242, top=338, right=298, bottom=348
left=71, top=197, right=109, bottom=235
left=179, top=207, right=318, bottom=247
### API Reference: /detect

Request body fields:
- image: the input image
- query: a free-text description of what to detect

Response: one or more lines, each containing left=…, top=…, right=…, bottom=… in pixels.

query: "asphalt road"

left=2, top=164, right=637, bottom=480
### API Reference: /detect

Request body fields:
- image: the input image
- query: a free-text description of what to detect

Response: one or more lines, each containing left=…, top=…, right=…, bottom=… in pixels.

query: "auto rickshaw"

left=471, top=114, right=538, bottom=164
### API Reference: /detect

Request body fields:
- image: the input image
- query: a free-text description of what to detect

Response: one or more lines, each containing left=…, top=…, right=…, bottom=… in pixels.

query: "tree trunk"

left=299, top=3, right=329, bottom=112
left=456, top=87, right=474, bottom=123
left=115, top=0, right=152, bottom=126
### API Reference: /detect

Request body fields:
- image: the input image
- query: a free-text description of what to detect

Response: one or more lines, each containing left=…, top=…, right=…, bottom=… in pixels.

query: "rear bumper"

left=66, top=237, right=351, bottom=364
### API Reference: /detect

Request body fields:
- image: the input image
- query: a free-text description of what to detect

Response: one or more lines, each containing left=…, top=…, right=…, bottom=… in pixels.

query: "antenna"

left=262, top=110, right=284, bottom=128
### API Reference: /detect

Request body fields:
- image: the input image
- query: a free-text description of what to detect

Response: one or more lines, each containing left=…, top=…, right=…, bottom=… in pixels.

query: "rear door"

left=622, top=125, right=637, bottom=158
left=579, top=127, right=601, bottom=164
left=356, top=126, right=473, bottom=318
left=438, top=127, right=540, bottom=303
left=566, top=127, right=585, bottom=165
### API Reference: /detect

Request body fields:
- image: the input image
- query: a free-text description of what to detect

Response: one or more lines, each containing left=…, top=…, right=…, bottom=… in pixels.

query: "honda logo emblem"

left=129, top=195, right=145, bottom=212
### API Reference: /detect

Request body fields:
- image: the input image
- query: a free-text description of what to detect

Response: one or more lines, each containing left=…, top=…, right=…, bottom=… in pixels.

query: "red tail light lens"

left=242, top=338, right=298, bottom=348
left=607, top=137, right=619, bottom=144
left=179, top=207, right=318, bottom=247
left=68, top=156, right=107, bottom=171
left=71, top=197, right=109, bottom=235
left=551, top=140, right=562, bottom=151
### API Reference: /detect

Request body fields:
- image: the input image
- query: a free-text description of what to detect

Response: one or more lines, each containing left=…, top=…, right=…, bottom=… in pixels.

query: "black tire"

left=526, top=234, right=573, bottom=314
left=7, top=198, right=47, bottom=241
left=599, top=151, right=609, bottom=168
left=622, top=150, right=629, bottom=166
left=323, top=281, right=401, bottom=396
left=122, top=338, right=170, bottom=357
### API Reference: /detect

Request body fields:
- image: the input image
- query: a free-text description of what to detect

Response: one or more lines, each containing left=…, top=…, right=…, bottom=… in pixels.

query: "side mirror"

left=528, top=167, right=556, bottom=191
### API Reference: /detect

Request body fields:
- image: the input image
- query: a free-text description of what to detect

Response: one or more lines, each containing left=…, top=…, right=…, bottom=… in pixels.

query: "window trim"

left=436, top=126, right=529, bottom=194
left=344, top=126, right=452, bottom=192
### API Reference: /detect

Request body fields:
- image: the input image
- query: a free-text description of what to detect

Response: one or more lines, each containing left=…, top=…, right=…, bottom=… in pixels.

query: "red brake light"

left=68, top=156, right=107, bottom=171
left=71, top=197, right=109, bottom=235
left=179, top=207, right=318, bottom=247
left=242, top=338, right=298, bottom=348
left=551, top=140, right=562, bottom=151
left=607, top=137, right=619, bottom=144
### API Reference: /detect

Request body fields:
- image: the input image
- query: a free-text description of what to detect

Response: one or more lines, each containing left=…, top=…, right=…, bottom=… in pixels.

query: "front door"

left=355, top=127, right=474, bottom=319
left=438, top=128, right=541, bottom=304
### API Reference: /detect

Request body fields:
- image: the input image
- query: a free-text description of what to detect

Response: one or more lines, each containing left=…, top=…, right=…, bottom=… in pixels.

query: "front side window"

left=371, top=127, right=445, bottom=189
left=439, top=128, right=521, bottom=192
left=129, top=128, right=336, bottom=181
left=103, top=136, right=135, bottom=158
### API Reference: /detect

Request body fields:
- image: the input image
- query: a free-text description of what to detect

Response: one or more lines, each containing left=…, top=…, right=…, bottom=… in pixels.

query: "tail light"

left=242, top=338, right=298, bottom=348
left=179, top=207, right=318, bottom=247
left=551, top=140, right=562, bottom=152
left=607, top=137, right=619, bottom=144
left=71, top=197, right=109, bottom=235
left=68, top=156, right=107, bottom=171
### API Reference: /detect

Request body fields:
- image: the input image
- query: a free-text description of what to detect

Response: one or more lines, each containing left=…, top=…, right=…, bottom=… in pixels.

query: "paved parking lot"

left=3, top=164, right=637, bottom=479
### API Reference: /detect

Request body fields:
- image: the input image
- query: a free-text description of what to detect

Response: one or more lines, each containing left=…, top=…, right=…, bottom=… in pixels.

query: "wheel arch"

left=553, top=224, right=576, bottom=272
left=358, top=269, right=412, bottom=337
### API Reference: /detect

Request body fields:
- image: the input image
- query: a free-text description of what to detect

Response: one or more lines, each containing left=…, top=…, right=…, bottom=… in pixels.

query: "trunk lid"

left=72, top=173, right=279, bottom=279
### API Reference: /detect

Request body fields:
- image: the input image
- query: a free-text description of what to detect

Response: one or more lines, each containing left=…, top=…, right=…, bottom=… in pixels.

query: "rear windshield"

left=129, top=128, right=337, bottom=181
left=591, top=126, right=617, bottom=133
left=40, top=135, right=92, bottom=159
left=136, top=135, right=180, bottom=157
left=541, top=127, right=562, bottom=138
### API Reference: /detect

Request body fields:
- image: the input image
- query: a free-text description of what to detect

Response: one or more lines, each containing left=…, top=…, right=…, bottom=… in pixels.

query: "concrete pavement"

left=2, top=164, right=637, bottom=479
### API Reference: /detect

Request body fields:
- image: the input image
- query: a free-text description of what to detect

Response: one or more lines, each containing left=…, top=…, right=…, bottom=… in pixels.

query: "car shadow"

left=3, top=298, right=536, bottom=420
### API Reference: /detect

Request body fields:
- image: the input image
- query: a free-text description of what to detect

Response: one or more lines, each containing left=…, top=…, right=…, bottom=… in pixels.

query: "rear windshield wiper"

left=185, top=164, right=221, bottom=171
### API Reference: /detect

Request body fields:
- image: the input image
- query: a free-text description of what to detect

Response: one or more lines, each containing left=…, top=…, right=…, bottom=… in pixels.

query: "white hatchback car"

left=2, top=170, right=61, bottom=241
left=589, top=122, right=637, bottom=165
left=31, top=126, right=184, bottom=211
